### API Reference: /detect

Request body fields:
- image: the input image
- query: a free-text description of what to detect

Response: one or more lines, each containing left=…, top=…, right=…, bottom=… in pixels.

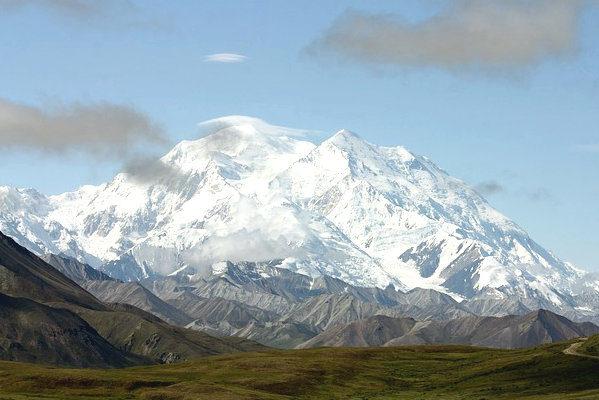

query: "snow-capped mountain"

left=1, top=116, right=597, bottom=311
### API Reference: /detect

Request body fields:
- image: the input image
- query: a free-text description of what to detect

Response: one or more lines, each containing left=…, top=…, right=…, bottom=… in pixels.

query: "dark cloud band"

left=307, top=0, right=584, bottom=73
left=0, top=97, right=167, bottom=157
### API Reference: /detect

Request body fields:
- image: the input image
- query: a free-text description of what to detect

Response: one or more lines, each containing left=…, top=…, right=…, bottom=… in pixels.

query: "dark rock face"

left=400, top=240, right=443, bottom=278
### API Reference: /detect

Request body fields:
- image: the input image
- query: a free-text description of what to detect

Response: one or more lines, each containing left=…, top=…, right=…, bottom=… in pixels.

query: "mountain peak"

left=328, top=129, right=363, bottom=145
left=320, top=129, right=373, bottom=157
left=163, top=117, right=315, bottom=178
left=1, top=117, right=595, bottom=318
left=332, top=129, right=361, bottom=139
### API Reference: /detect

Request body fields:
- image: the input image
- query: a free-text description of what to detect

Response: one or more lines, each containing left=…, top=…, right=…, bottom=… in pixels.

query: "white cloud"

left=203, top=53, right=247, bottom=63
left=180, top=196, right=310, bottom=272
left=197, top=115, right=314, bottom=138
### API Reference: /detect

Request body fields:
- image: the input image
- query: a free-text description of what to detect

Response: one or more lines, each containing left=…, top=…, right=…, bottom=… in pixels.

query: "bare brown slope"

left=299, top=310, right=599, bottom=349
left=389, top=309, right=599, bottom=349
left=0, top=231, right=266, bottom=365
left=0, top=232, right=106, bottom=310
left=298, top=315, right=418, bottom=348
left=41, top=253, right=113, bottom=284
left=82, top=280, right=193, bottom=326
left=42, top=253, right=194, bottom=327
left=0, top=292, right=140, bottom=367
left=77, top=303, right=266, bottom=363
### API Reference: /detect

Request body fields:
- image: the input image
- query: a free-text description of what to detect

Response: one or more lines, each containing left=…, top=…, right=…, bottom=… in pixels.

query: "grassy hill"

left=580, top=334, right=599, bottom=357
left=1, top=337, right=598, bottom=400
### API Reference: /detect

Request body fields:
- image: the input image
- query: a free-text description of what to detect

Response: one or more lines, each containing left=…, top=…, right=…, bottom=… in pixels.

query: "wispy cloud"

left=526, top=187, right=556, bottom=203
left=571, top=144, right=599, bottom=153
left=197, top=115, right=322, bottom=138
left=0, top=0, right=137, bottom=21
left=475, top=177, right=556, bottom=204
left=179, top=196, right=309, bottom=274
left=203, top=53, right=247, bottom=63
left=307, top=0, right=585, bottom=74
left=122, top=155, right=188, bottom=187
left=475, top=180, right=505, bottom=195
left=0, top=97, right=167, bottom=158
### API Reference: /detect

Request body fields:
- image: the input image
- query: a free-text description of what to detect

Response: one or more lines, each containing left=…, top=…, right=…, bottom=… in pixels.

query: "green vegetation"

left=0, top=338, right=598, bottom=400
left=580, top=335, right=599, bottom=357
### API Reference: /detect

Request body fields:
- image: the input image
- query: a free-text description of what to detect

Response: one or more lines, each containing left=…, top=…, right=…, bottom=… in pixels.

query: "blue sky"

left=0, top=0, right=598, bottom=271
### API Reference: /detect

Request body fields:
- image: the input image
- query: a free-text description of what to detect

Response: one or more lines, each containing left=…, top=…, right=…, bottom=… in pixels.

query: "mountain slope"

left=1, top=116, right=596, bottom=316
left=285, top=293, right=403, bottom=331
left=299, top=310, right=599, bottom=349
left=297, top=315, right=419, bottom=348
left=75, top=304, right=263, bottom=363
left=140, top=261, right=479, bottom=347
left=0, top=232, right=107, bottom=310
left=81, top=280, right=193, bottom=326
left=41, top=253, right=113, bottom=284
left=0, top=231, right=265, bottom=364
left=0, top=292, right=137, bottom=367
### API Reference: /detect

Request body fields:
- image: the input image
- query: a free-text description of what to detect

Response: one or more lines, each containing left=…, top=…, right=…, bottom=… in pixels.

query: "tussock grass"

left=0, top=338, right=598, bottom=399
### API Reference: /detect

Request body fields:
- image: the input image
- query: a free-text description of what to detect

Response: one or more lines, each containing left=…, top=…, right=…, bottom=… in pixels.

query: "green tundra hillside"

left=0, top=337, right=598, bottom=400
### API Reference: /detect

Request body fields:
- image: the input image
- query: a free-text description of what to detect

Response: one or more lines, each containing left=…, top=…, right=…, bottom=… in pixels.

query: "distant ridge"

left=41, top=253, right=114, bottom=284
left=298, top=311, right=599, bottom=349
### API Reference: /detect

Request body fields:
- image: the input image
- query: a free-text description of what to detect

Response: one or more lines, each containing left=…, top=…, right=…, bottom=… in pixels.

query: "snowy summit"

left=0, top=116, right=597, bottom=316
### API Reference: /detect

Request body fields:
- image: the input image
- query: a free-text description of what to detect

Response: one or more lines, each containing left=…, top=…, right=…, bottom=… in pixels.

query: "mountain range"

left=1, top=206, right=598, bottom=370
left=1, top=116, right=598, bottom=323
left=41, top=253, right=599, bottom=350
left=3, top=230, right=596, bottom=365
